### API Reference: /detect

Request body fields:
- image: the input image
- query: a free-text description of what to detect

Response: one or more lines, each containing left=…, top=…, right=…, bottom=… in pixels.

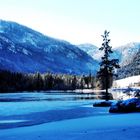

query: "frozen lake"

left=0, top=92, right=110, bottom=129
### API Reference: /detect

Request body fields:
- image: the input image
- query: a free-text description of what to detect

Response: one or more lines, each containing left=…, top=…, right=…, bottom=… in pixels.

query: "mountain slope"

left=78, top=44, right=103, bottom=61
left=78, top=42, right=140, bottom=79
left=0, top=20, right=98, bottom=74
left=117, top=48, right=140, bottom=79
left=114, top=43, right=140, bottom=66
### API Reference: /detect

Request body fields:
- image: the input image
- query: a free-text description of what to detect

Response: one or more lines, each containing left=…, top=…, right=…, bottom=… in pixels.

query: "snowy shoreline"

left=0, top=89, right=105, bottom=94
left=1, top=87, right=139, bottom=95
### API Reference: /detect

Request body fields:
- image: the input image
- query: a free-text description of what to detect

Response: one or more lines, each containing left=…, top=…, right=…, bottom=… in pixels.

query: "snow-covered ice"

left=0, top=112, right=140, bottom=140
left=0, top=92, right=140, bottom=140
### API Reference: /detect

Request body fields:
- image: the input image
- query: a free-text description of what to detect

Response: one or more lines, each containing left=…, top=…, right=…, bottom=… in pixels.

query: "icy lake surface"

left=0, top=92, right=110, bottom=129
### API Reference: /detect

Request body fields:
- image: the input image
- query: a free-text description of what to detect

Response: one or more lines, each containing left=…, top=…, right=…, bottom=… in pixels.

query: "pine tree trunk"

left=105, top=76, right=108, bottom=101
left=105, top=68, right=109, bottom=101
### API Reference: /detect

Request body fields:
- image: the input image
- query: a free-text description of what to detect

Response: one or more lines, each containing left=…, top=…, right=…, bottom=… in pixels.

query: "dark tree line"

left=0, top=70, right=96, bottom=93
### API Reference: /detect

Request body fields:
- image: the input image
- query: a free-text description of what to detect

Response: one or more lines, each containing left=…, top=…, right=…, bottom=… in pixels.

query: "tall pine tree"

left=98, top=30, right=120, bottom=100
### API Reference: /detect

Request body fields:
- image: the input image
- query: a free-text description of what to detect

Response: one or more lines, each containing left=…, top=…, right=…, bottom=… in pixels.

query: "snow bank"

left=113, top=75, right=140, bottom=88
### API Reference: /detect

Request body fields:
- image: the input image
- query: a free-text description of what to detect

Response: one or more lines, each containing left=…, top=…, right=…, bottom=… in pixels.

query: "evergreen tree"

left=71, top=75, right=77, bottom=90
left=98, top=30, right=120, bottom=100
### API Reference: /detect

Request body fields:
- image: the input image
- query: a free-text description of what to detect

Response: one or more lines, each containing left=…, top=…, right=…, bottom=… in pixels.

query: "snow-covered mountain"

left=0, top=20, right=139, bottom=76
left=78, top=42, right=140, bottom=78
left=0, top=20, right=99, bottom=74
left=78, top=42, right=140, bottom=67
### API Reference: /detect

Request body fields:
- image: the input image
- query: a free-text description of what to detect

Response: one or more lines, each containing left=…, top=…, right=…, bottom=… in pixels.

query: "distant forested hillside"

left=0, top=70, right=96, bottom=93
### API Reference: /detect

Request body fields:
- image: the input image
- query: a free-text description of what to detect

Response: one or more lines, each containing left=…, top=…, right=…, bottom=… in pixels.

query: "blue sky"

left=0, top=0, right=140, bottom=47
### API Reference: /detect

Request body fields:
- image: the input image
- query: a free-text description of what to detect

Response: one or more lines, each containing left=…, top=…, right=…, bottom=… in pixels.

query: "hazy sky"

left=0, top=0, right=140, bottom=47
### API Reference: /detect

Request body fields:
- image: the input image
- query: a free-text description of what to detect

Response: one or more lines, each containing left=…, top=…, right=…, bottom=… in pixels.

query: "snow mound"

left=109, top=98, right=140, bottom=113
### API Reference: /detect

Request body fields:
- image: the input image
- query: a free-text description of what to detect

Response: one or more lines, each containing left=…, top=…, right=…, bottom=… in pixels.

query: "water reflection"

left=0, top=92, right=113, bottom=102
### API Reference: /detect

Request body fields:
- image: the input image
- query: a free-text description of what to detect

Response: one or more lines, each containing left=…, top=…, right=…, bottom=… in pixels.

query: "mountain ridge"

left=0, top=20, right=98, bottom=75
